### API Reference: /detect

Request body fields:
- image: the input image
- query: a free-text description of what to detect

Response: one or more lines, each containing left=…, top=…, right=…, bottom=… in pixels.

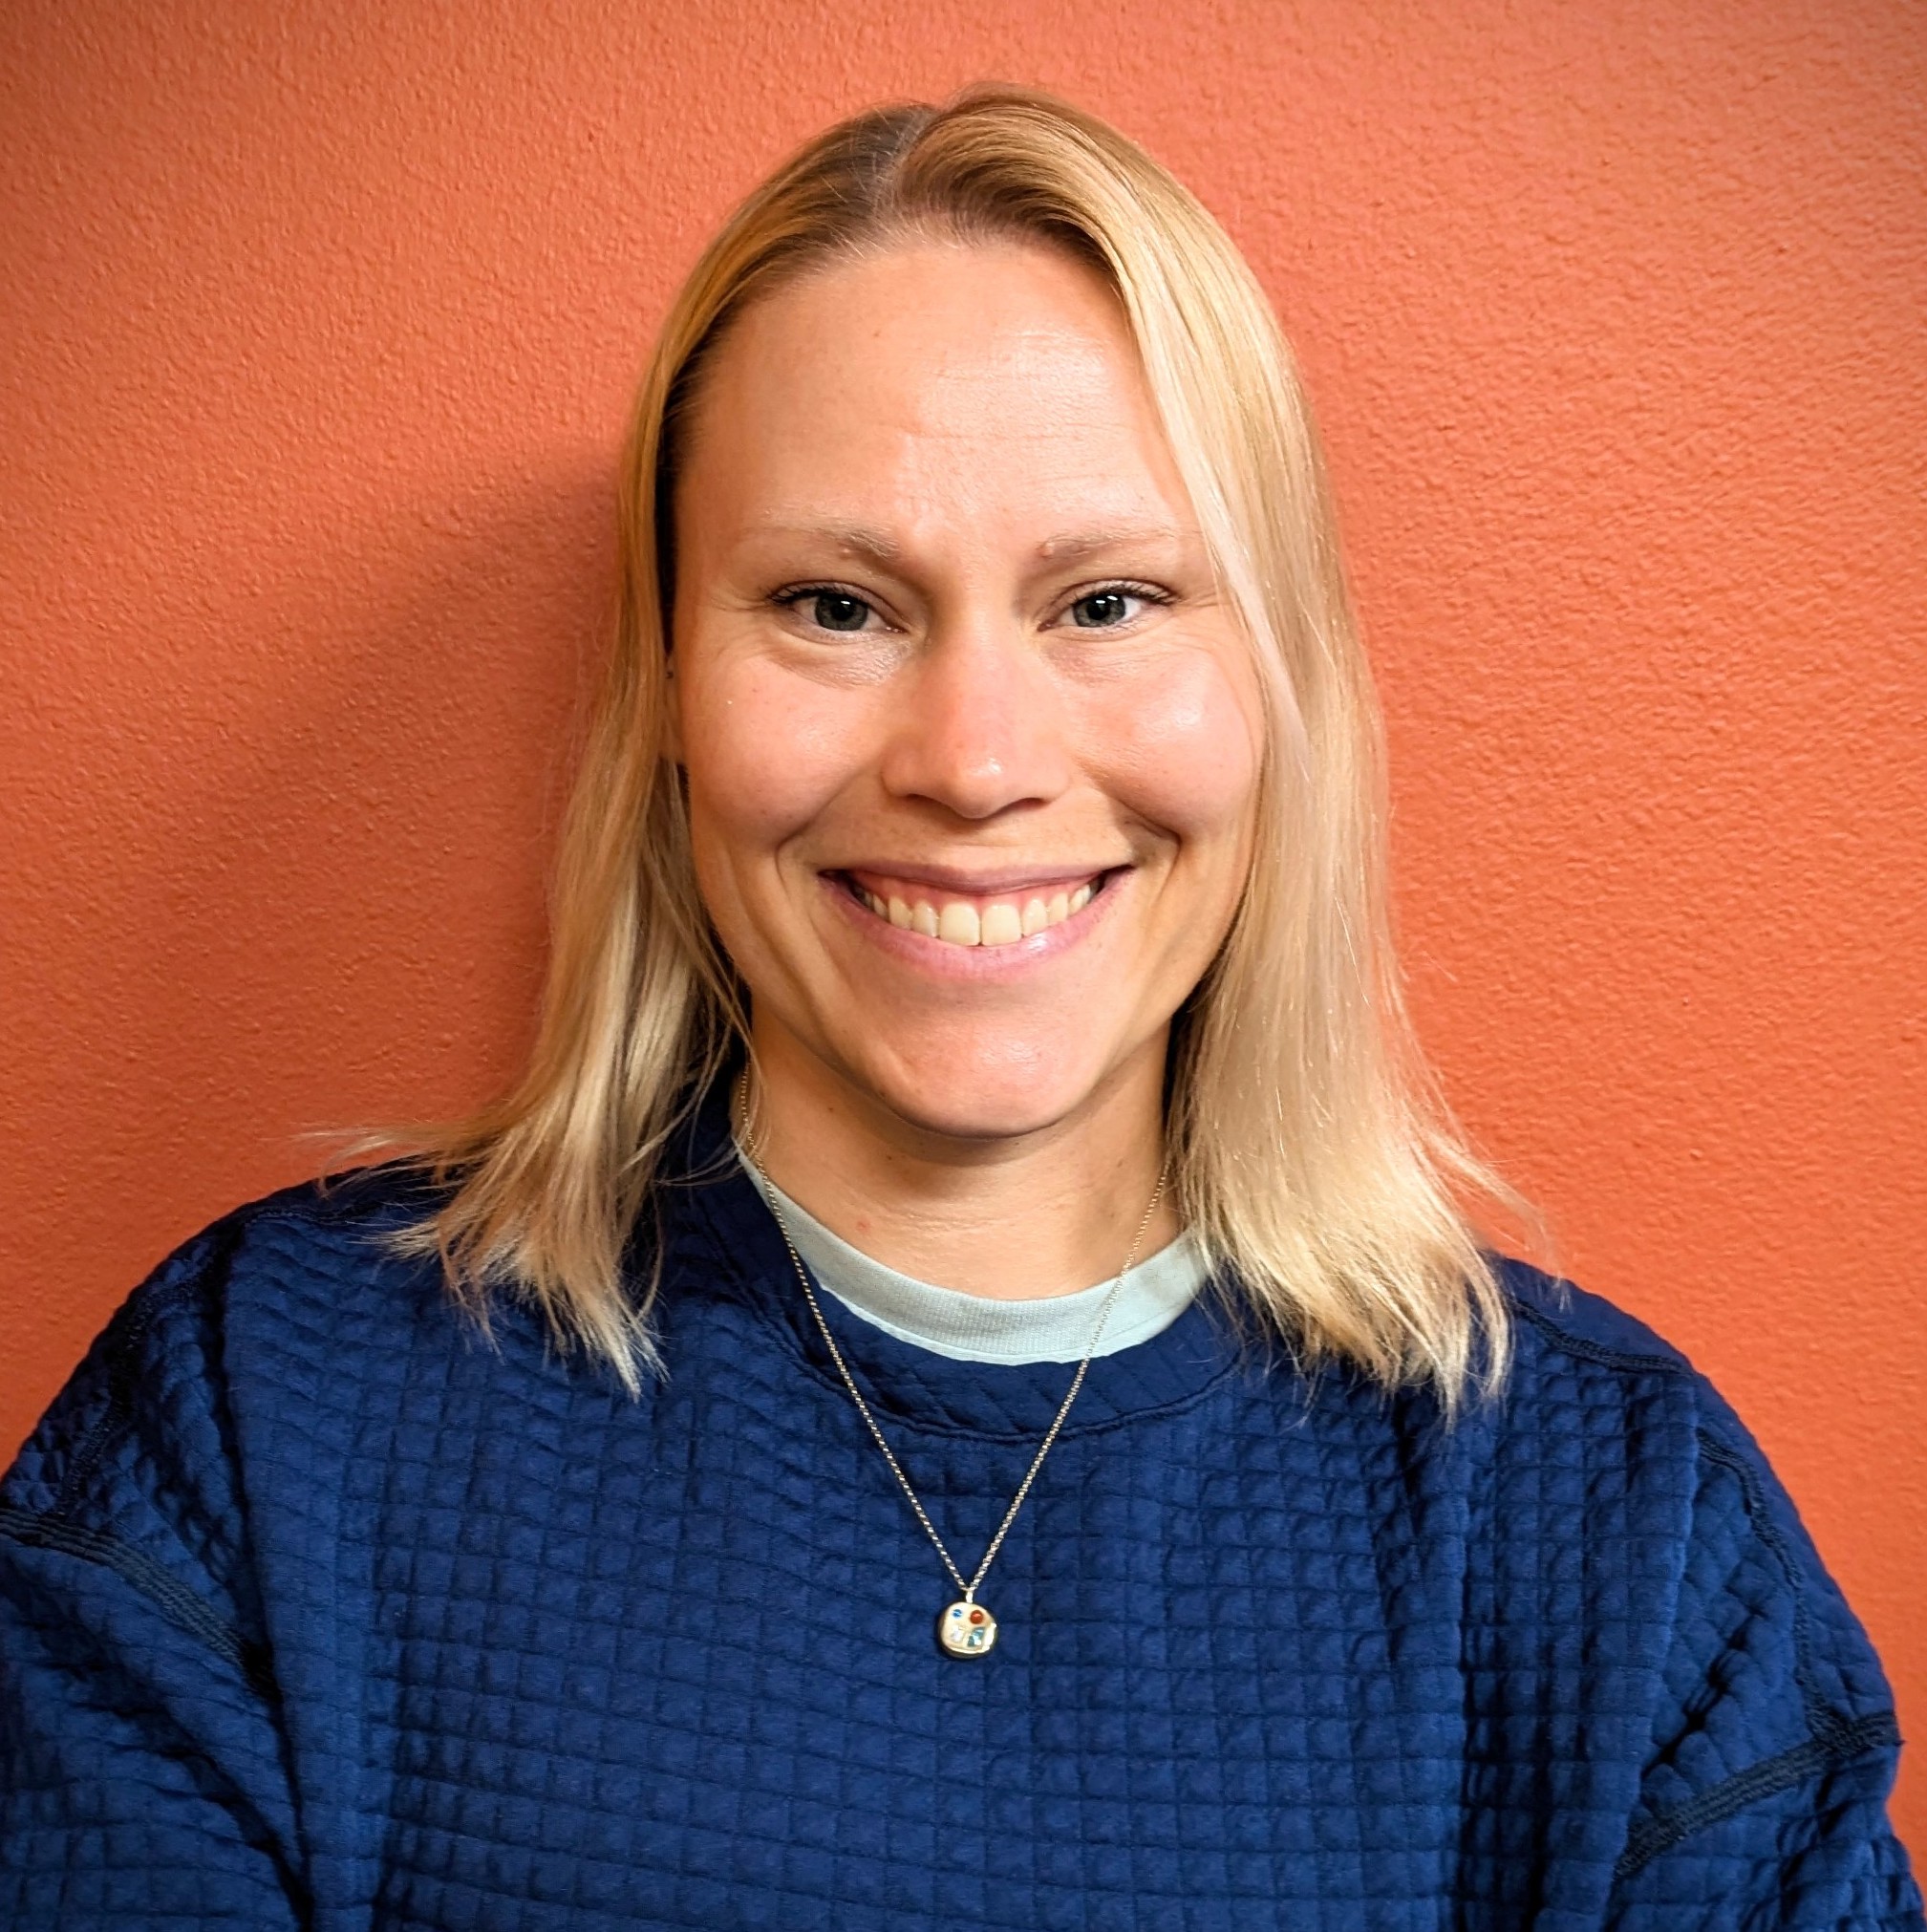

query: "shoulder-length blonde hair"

left=381, top=84, right=1533, bottom=1421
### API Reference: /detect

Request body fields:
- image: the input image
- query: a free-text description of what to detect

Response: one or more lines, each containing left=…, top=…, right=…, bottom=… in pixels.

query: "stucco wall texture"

left=3, top=0, right=1922, bottom=1854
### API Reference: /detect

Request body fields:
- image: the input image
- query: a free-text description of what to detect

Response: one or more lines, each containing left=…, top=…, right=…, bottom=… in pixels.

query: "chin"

left=849, top=1034, right=1115, bottom=1144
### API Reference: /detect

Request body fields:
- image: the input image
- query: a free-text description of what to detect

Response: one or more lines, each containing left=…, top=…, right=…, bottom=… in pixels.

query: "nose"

left=877, top=625, right=1074, bottom=820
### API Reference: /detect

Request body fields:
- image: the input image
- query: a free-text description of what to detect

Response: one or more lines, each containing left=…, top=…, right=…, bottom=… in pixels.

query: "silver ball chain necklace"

left=733, top=1075, right=1171, bottom=1660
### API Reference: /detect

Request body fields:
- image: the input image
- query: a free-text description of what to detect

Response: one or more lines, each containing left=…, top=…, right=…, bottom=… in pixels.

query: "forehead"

left=675, top=238, right=1195, bottom=549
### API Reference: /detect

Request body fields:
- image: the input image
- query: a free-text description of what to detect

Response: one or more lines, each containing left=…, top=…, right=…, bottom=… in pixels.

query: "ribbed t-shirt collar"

left=736, top=1148, right=1206, bottom=1365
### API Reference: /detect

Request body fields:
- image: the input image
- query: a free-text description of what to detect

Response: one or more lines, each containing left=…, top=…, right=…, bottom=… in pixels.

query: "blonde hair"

left=378, top=84, right=1536, bottom=1421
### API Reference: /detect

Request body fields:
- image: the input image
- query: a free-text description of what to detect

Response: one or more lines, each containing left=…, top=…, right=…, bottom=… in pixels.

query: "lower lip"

left=822, top=871, right=1124, bottom=978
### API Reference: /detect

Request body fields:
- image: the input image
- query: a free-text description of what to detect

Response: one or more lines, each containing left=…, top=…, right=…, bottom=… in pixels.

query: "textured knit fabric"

left=738, top=1149, right=1208, bottom=1362
left=2, top=1084, right=1920, bottom=1930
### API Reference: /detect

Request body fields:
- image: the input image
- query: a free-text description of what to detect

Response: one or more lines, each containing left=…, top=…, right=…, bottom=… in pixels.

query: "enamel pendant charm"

left=938, top=1599, right=997, bottom=1657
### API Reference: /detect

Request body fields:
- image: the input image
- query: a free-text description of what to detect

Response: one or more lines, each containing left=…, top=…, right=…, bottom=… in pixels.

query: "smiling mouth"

left=832, top=869, right=1115, bottom=948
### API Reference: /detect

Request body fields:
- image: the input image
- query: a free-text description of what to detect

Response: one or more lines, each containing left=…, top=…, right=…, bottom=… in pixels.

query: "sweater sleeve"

left=1603, top=1385, right=1923, bottom=1930
left=0, top=1221, right=307, bottom=1929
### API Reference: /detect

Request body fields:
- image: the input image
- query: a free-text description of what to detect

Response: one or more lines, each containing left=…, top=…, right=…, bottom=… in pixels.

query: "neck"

left=736, top=1025, right=1179, bottom=1302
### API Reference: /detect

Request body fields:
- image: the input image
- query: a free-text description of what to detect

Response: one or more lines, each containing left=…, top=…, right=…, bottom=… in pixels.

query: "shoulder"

left=1, top=1166, right=477, bottom=1693
left=1485, top=1251, right=1771, bottom=1465
left=79, top=1160, right=447, bottom=1314
left=154, top=1159, right=448, bottom=1329
left=1477, top=1255, right=1906, bottom=1876
left=3, top=1166, right=449, bottom=1514
left=1484, top=1256, right=1872, bottom=1597
left=190, top=1161, right=457, bottom=1346
left=0, top=1171, right=408, bottom=1707
left=1490, top=1250, right=1694, bottom=1378
left=1480, top=1253, right=1870, bottom=1648
left=210, top=1158, right=449, bottom=1271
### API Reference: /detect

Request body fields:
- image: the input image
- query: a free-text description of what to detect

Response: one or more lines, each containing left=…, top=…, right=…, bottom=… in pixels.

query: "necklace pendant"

left=938, top=1599, right=997, bottom=1658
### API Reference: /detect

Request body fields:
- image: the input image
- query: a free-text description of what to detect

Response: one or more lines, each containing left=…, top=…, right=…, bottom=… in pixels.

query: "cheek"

left=1091, top=647, right=1264, bottom=848
left=679, top=656, right=860, bottom=864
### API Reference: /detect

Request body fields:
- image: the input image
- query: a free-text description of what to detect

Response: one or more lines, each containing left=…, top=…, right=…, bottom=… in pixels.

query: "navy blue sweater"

left=3, top=1088, right=1920, bottom=1928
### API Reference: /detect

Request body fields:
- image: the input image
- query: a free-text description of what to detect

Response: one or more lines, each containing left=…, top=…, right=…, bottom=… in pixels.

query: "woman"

left=2, top=87, right=1918, bottom=1930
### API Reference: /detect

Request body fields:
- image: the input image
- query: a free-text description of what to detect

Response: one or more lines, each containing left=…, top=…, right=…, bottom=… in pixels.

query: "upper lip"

left=832, top=861, right=1123, bottom=896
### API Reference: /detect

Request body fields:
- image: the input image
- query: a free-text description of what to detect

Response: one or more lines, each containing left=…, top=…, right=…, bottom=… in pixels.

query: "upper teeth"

left=856, top=881, right=1096, bottom=947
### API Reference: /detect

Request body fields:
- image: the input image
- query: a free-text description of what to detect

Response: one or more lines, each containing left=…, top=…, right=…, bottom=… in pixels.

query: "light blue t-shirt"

left=737, top=1148, right=1207, bottom=1364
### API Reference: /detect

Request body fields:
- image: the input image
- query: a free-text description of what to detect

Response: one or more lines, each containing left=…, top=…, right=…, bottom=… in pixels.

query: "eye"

left=776, top=587, right=879, bottom=633
left=1062, top=584, right=1166, bottom=630
left=811, top=590, right=872, bottom=632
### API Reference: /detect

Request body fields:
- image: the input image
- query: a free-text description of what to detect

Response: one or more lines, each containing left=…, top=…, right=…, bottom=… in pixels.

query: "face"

left=669, top=237, right=1264, bottom=1146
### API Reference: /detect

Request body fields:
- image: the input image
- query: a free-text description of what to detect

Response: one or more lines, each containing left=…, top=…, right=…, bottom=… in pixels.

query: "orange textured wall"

left=3, top=0, right=1921, bottom=1851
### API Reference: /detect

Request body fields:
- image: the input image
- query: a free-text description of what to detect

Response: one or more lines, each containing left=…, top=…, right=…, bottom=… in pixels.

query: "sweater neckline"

left=664, top=1082, right=1245, bottom=1441
left=734, top=1148, right=1208, bottom=1365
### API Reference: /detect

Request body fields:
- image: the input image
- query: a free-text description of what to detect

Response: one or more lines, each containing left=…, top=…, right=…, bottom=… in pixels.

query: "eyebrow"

left=751, top=520, right=1189, bottom=567
left=752, top=522, right=903, bottom=566
left=1035, top=523, right=1188, bottom=564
